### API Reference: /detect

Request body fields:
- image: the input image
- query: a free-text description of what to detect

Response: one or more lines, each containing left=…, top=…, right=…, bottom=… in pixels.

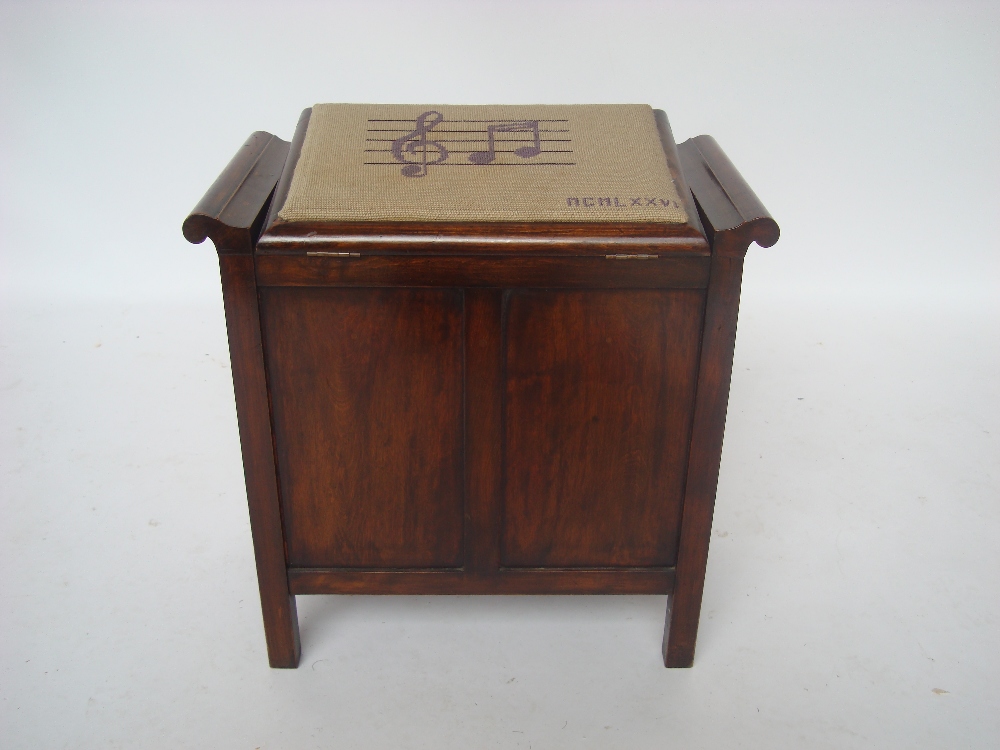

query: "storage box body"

left=183, top=105, right=778, bottom=667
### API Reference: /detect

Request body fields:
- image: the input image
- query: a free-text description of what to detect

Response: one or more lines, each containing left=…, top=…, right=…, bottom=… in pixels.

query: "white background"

left=1, top=1, right=997, bottom=747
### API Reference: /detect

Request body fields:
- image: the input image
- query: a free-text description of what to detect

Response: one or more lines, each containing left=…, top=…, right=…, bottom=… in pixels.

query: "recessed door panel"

left=502, top=289, right=703, bottom=568
left=261, top=287, right=465, bottom=568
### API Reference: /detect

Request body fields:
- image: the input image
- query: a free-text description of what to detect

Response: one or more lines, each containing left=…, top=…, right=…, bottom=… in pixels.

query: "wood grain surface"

left=260, top=287, right=465, bottom=569
left=502, top=290, right=703, bottom=568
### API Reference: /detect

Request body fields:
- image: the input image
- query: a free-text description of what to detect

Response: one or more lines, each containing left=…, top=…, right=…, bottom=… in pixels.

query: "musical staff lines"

left=369, top=113, right=575, bottom=176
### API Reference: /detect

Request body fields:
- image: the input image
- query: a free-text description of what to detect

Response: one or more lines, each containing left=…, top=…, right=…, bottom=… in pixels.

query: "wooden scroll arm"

left=677, top=135, right=780, bottom=257
left=182, top=131, right=290, bottom=254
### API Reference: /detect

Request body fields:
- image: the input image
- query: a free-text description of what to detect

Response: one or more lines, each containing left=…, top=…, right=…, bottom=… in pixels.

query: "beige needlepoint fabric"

left=277, top=104, right=688, bottom=224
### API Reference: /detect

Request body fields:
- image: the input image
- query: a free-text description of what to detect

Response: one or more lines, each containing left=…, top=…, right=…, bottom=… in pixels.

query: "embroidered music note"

left=366, top=114, right=572, bottom=174
left=468, top=120, right=542, bottom=165
left=391, top=110, right=449, bottom=177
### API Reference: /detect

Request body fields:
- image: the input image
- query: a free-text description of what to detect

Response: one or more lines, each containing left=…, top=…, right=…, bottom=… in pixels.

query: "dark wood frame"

left=183, top=115, right=778, bottom=669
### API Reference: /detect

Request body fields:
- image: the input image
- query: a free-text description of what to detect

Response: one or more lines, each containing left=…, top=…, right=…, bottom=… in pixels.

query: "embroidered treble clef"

left=391, top=111, right=449, bottom=177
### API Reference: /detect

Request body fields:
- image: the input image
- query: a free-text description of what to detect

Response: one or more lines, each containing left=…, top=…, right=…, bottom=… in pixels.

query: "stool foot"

left=263, top=593, right=301, bottom=668
left=662, top=594, right=695, bottom=668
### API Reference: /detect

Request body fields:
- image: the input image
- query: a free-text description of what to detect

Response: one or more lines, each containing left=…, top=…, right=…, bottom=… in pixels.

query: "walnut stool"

left=182, top=104, right=779, bottom=668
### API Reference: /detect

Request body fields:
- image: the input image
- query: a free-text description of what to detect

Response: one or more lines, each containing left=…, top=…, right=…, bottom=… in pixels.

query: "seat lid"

left=258, top=104, right=708, bottom=255
left=277, top=103, right=690, bottom=224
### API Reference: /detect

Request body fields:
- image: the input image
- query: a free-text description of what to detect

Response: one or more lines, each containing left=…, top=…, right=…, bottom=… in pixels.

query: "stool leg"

left=662, top=576, right=703, bottom=668
left=662, top=596, right=691, bottom=667
left=663, top=251, right=746, bottom=668
left=220, top=254, right=301, bottom=668
left=260, top=591, right=300, bottom=669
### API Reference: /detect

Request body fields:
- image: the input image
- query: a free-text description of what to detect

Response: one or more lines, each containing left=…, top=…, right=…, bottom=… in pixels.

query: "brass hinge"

left=605, top=253, right=657, bottom=260
left=306, top=251, right=361, bottom=257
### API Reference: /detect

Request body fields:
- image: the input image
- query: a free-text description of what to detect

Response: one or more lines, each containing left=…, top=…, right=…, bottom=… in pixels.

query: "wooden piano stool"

left=182, top=104, right=779, bottom=668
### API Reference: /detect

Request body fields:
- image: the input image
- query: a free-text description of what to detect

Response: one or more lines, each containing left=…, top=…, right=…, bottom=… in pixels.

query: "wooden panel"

left=288, top=567, right=675, bottom=595
left=502, top=290, right=704, bottom=568
left=254, top=254, right=711, bottom=289
left=258, top=233, right=708, bottom=254
left=259, top=287, right=465, bottom=568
